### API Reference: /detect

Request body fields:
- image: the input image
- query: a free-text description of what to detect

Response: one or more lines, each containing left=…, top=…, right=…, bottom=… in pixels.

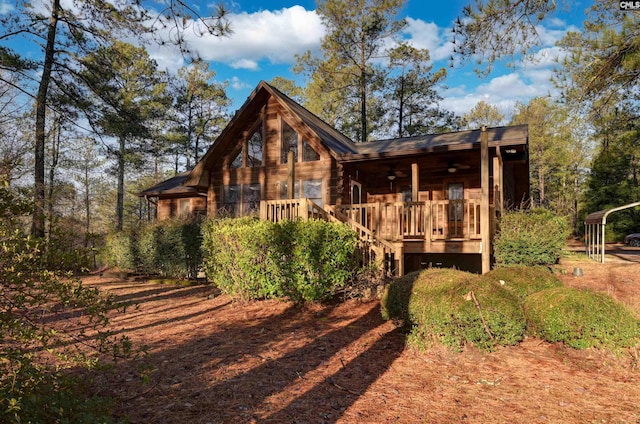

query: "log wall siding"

left=157, top=196, right=206, bottom=220
left=206, top=98, right=339, bottom=213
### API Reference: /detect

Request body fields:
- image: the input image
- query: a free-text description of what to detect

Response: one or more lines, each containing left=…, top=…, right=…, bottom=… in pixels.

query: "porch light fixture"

left=447, top=164, right=457, bottom=173
left=505, top=148, right=517, bottom=154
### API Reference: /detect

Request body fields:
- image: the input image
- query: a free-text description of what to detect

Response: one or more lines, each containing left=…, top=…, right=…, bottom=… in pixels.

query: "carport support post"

left=481, top=126, right=490, bottom=274
left=601, top=223, right=606, bottom=264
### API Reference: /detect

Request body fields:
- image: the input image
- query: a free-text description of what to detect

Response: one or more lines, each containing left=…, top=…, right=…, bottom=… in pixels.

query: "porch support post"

left=481, top=126, right=490, bottom=274
left=493, top=147, right=503, bottom=213
left=411, top=162, right=419, bottom=202
left=287, top=150, right=295, bottom=199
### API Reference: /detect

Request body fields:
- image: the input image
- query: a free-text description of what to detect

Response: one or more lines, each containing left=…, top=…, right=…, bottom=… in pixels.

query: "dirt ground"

left=83, top=245, right=640, bottom=424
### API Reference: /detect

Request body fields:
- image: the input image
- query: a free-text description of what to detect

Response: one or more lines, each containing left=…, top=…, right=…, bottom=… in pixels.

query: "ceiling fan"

left=447, top=162, right=471, bottom=173
left=386, top=166, right=408, bottom=180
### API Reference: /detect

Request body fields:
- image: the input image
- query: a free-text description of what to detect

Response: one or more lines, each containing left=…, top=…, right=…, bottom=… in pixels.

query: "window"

left=178, top=198, right=191, bottom=217
left=448, top=183, right=464, bottom=221
left=223, top=185, right=240, bottom=215
left=302, top=139, right=320, bottom=162
left=279, top=181, right=300, bottom=199
left=243, top=184, right=261, bottom=214
left=281, top=120, right=298, bottom=164
left=229, top=150, right=242, bottom=169
left=223, top=184, right=261, bottom=217
left=304, top=179, right=323, bottom=207
left=401, top=186, right=412, bottom=202
left=350, top=181, right=361, bottom=204
left=247, top=128, right=263, bottom=167
left=279, top=179, right=322, bottom=206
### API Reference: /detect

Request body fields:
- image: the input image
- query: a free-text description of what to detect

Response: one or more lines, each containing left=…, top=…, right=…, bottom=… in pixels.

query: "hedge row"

left=382, top=266, right=640, bottom=352
left=103, top=218, right=202, bottom=279
left=201, top=217, right=361, bottom=302
left=493, top=208, right=570, bottom=267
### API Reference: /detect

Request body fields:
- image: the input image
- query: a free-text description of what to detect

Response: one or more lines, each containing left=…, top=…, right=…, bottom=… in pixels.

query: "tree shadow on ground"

left=86, top=276, right=420, bottom=424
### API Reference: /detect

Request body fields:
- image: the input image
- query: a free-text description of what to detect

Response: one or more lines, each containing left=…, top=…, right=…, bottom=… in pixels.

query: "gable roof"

left=183, top=80, right=529, bottom=188
left=267, top=83, right=358, bottom=155
left=184, top=81, right=359, bottom=188
left=137, top=172, right=203, bottom=197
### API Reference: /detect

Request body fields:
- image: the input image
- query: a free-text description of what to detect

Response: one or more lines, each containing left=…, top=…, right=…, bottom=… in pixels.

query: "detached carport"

left=585, top=202, right=640, bottom=263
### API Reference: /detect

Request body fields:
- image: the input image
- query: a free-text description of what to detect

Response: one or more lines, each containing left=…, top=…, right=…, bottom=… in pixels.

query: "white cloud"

left=230, top=58, right=259, bottom=70
left=229, top=76, right=251, bottom=90
left=402, top=18, right=453, bottom=61
left=0, top=1, right=14, bottom=14
left=440, top=69, right=558, bottom=119
left=187, top=6, right=323, bottom=65
left=521, top=45, right=565, bottom=69
left=534, top=23, right=580, bottom=47
left=146, top=6, right=324, bottom=73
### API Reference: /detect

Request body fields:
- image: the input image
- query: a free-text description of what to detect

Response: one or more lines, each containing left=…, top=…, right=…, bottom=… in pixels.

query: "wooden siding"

left=157, top=196, right=206, bottom=220
left=207, top=97, right=340, bottom=215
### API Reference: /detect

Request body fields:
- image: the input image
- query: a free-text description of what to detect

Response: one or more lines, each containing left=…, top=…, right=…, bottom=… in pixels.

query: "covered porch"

left=259, top=197, right=489, bottom=275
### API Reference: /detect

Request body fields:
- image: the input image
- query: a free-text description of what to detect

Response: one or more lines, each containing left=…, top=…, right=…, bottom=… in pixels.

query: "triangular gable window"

left=247, top=128, right=263, bottom=167
left=302, top=139, right=320, bottom=162
left=229, top=149, right=242, bottom=169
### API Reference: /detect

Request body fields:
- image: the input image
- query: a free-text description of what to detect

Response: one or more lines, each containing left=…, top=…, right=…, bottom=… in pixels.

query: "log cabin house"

left=140, top=81, right=529, bottom=275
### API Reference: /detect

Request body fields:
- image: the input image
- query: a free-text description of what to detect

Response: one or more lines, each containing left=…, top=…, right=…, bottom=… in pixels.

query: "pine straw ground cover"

left=76, top=252, right=640, bottom=424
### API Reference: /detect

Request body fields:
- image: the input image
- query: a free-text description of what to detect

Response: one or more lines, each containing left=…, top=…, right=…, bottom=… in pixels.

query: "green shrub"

left=42, top=224, right=94, bottom=273
left=202, top=217, right=283, bottom=299
left=525, top=287, right=640, bottom=350
left=136, top=219, right=202, bottom=279
left=384, top=268, right=526, bottom=352
left=103, top=219, right=202, bottom=279
left=286, top=219, right=359, bottom=302
left=201, top=218, right=360, bottom=302
left=0, top=182, right=129, bottom=423
left=103, top=230, right=136, bottom=271
left=482, top=266, right=563, bottom=301
left=380, top=271, right=420, bottom=322
left=494, top=208, right=570, bottom=267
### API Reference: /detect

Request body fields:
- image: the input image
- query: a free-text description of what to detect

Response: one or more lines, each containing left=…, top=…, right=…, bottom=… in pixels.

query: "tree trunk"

left=116, top=136, right=126, bottom=231
left=359, top=7, right=367, bottom=143
left=84, top=163, right=91, bottom=246
left=33, top=0, right=60, bottom=238
left=47, top=116, right=61, bottom=238
left=398, top=75, right=405, bottom=138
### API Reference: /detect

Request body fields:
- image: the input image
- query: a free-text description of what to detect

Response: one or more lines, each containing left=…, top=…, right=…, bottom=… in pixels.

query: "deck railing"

left=260, top=198, right=328, bottom=223
left=337, top=200, right=481, bottom=241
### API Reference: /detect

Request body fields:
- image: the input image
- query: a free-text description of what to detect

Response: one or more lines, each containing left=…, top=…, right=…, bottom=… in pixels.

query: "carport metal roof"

left=584, top=202, right=640, bottom=263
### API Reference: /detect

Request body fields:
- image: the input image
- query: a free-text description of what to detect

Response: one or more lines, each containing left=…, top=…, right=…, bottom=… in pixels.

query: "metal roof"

left=585, top=202, right=640, bottom=225
left=136, top=172, right=203, bottom=197
left=343, top=125, right=528, bottom=160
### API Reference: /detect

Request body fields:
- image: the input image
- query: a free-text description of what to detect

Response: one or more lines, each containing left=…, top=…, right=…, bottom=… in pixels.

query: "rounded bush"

left=494, top=208, right=569, bottom=266
left=380, top=271, right=421, bottom=323
left=482, top=266, right=563, bottom=301
left=525, top=287, right=640, bottom=350
left=386, top=268, right=526, bottom=352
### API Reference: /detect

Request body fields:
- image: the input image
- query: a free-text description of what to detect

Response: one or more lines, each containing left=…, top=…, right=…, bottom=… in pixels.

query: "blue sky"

left=143, top=0, right=590, bottom=120
left=1, top=0, right=590, bottom=120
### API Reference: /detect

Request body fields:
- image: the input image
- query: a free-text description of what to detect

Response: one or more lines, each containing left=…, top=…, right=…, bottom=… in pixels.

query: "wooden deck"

left=260, top=198, right=487, bottom=275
